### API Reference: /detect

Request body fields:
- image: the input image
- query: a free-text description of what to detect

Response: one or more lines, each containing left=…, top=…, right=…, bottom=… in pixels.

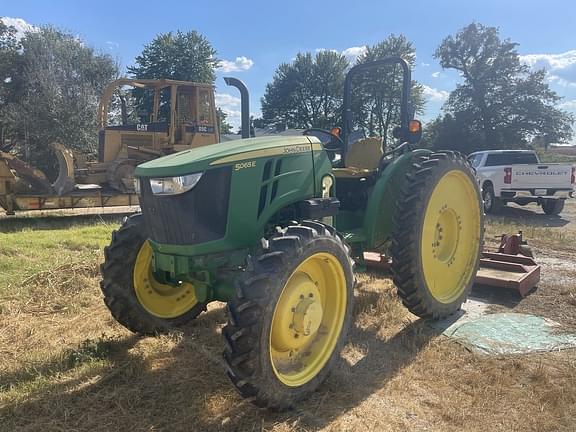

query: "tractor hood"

left=135, top=135, right=320, bottom=178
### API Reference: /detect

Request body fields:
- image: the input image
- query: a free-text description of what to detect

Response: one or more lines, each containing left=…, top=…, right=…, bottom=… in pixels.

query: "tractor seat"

left=332, top=137, right=383, bottom=178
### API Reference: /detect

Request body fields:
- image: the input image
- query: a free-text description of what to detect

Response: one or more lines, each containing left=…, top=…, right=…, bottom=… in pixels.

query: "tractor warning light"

left=409, top=120, right=421, bottom=133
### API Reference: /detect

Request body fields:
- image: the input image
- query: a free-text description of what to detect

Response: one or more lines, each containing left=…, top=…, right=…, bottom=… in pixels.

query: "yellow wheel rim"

left=133, top=241, right=198, bottom=318
left=421, top=170, right=481, bottom=303
left=269, top=252, right=347, bottom=387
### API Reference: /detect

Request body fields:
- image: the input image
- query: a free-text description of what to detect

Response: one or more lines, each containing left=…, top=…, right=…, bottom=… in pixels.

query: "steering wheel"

left=303, top=128, right=345, bottom=151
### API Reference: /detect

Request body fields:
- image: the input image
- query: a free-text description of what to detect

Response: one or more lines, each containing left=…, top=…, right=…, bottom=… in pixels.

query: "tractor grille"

left=121, top=134, right=153, bottom=148
left=138, top=166, right=232, bottom=245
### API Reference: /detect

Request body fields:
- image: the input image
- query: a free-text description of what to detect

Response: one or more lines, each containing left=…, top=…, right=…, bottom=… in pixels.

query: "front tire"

left=100, top=214, right=206, bottom=334
left=391, top=152, right=483, bottom=319
left=223, top=221, right=354, bottom=409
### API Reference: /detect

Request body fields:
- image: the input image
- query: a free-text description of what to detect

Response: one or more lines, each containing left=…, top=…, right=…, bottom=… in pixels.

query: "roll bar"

left=341, top=57, right=412, bottom=149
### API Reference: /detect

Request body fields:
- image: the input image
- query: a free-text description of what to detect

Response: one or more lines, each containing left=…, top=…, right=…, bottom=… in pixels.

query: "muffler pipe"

left=224, top=77, right=251, bottom=138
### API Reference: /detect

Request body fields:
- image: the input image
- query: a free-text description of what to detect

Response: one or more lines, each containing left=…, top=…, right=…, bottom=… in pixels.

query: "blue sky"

left=3, top=0, right=576, bottom=141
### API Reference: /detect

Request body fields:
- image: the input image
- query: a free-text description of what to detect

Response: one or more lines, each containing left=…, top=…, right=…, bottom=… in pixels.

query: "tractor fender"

left=363, top=149, right=432, bottom=250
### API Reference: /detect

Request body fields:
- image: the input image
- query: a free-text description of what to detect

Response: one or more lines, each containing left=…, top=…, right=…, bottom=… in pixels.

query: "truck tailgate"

left=511, top=164, right=573, bottom=189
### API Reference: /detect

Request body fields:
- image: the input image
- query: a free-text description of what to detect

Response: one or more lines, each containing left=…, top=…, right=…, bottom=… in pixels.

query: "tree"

left=0, top=21, right=21, bottom=150
left=433, top=23, right=573, bottom=152
left=261, top=51, right=349, bottom=129
left=217, top=107, right=233, bottom=134
left=353, top=35, right=425, bottom=149
left=4, top=27, right=118, bottom=176
left=128, top=30, right=219, bottom=122
left=261, top=36, right=425, bottom=147
left=129, top=30, right=218, bottom=82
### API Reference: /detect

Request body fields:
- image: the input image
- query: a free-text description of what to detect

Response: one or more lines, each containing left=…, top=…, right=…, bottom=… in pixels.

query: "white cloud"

left=422, top=85, right=449, bottom=102
left=520, top=50, right=576, bottom=86
left=105, top=41, right=119, bottom=50
left=421, top=62, right=430, bottom=67
left=547, top=74, right=576, bottom=88
left=215, top=92, right=244, bottom=132
left=0, top=17, right=38, bottom=40
left=431, top=71, right=441, bottom=78
left=220, top=108, right=241, bottom=129
left=341, top=46, right=367, bottom=65
left=558, top=99, right=576, bottom=110
left=215, top=92, right=241, bottom=108
left=218, top=56, right=254, bottom=73
left=315, top=46, right=367, bottom=65
left=520, top=50, right=576, bottom=70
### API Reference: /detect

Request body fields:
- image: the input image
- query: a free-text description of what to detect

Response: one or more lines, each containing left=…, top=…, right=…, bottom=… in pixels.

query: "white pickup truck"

left=468, top=150, right=575, bottom=215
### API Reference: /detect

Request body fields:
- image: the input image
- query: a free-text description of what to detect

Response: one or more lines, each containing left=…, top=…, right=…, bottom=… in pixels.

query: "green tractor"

left=100, top=57, right=483, bottom=408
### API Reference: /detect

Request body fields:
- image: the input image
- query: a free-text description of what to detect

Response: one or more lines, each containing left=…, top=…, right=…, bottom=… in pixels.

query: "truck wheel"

left=100, top=214, right=206, bottom=334
left=482, top=184, right=501, bottom=214
left=541, top=198, right=565, bottom=215
left=223, top=221, right=354, bottom=409
left=391, top=152, right=483, bottom=319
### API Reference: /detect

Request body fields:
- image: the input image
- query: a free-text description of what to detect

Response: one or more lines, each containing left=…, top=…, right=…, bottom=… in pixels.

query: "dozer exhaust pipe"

left=224, top=77, right=251, bottom=138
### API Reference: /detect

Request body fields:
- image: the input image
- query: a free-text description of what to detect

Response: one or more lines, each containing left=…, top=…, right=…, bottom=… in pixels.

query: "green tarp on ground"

left=432, top=300, right=576, bottom=355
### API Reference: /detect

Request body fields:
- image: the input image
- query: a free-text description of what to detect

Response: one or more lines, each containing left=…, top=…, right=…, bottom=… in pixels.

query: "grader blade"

left=51, top=143, right=76, bottom=195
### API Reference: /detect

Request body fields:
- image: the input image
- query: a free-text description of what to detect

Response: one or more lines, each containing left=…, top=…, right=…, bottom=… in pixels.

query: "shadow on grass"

left=487, top=204, right=570, bottom=228
left=0, top=213, right=128, bottom=233
left=472, top=283, right=527, bottom=309
left=0, top=301, right=441, bottom=431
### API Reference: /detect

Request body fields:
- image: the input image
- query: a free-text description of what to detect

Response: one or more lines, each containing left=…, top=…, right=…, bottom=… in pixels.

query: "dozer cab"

left=100, top=57, right=484, bottom=409
left=0, top=78, right=219, bottom=214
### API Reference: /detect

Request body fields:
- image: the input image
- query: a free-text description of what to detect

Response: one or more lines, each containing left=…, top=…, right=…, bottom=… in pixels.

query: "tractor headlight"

left=149, top=172, right=204, bottom=195
left=134, top=178, right=141, bottom=194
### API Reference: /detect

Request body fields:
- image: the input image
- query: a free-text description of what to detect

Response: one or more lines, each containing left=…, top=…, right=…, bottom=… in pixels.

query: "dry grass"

left=0, top=214, right=575, bottom=431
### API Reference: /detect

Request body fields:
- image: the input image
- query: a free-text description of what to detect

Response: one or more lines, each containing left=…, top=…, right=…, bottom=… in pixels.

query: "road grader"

left=0, top=78, right=219, bottom=214
left=100, top=57, right=484, bottom=408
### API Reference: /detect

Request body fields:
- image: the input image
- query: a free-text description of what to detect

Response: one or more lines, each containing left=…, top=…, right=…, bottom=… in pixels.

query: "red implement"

left=364, top=232, right=540, bottom=297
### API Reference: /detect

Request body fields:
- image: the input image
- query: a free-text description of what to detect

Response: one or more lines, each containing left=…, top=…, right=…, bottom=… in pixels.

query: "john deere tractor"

left=100, top=57, right=483, bottom=408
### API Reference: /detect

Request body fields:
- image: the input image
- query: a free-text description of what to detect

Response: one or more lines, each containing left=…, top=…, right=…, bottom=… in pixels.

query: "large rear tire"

left=100, top=214, right=206, bottom=334
left=391, top=152, right=483, bottom=319
left=223, top=221, right=354, bottom=409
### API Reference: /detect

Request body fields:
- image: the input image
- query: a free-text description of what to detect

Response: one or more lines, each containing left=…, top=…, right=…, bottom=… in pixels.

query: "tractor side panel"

left=363, top=149, right=432, bottom=250
left=227, top=148, right=316, bottom=243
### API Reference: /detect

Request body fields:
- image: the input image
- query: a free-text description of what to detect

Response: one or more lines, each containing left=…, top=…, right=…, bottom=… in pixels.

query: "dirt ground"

left=0, top=203, right=575, bottom=431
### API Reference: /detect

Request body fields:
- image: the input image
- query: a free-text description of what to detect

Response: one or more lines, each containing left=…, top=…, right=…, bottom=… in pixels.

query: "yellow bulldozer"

left=0, top=78, right=223, bottom=214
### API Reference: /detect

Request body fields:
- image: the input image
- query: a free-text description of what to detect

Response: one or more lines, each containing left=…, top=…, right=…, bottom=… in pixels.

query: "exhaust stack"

left=224, top=77, right=251, bottom=139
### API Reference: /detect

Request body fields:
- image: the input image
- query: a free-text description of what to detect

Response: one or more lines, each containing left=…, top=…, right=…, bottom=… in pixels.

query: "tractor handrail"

left=341, top=56, right=411, bottom=151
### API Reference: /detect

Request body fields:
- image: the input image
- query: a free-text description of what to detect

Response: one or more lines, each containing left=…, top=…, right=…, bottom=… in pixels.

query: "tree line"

left=261, top=23, right=573, bottom=152
left=0, top=23, right=230, bottom=177
left=0, top=19, right=573, bottom=178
